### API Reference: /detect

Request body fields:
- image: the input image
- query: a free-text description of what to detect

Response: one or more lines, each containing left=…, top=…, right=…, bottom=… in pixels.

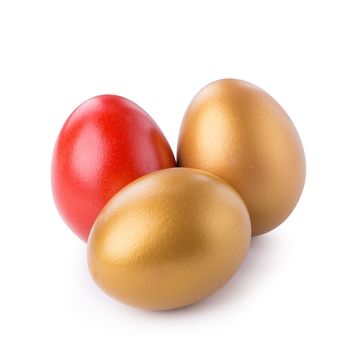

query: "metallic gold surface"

left=177, top=79, right=306, bottom=235
left=87, top=168, right=251, bottom=310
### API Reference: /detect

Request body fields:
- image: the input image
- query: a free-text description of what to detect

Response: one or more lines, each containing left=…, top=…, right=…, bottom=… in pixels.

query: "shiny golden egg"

left=87, top=168, right=251, bottom=310
left=177, top=79, right=306, bottom=235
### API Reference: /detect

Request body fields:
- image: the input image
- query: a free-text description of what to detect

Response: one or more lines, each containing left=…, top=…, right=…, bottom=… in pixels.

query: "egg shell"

left=52, top=95, right=175, bottom=241
left=87, top=168, right=251, bottom=310
left=177, top=79, right=306, bottom=235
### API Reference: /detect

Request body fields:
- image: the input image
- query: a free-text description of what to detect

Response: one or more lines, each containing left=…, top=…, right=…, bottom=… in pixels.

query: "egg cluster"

left=52, top=79, right=305, bottom=310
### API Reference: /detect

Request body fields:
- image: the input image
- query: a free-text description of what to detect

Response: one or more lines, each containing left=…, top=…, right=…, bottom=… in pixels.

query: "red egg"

left=52, top=95, right=175, bottom=241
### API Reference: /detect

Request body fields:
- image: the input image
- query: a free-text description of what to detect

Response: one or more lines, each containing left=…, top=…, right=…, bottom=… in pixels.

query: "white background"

left=1, top=1, right=349, bottom=349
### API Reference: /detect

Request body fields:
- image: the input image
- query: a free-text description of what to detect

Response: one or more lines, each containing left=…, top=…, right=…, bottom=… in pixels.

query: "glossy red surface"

left=52, top=95, right=175, bottom=241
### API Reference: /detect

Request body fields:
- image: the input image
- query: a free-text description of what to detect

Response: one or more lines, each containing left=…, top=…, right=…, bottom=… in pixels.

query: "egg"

left=87, top=168, right=251, bottom=310
left=51, top=95, right=175, bottom=241
left=177, top=79, right=306, bottom=235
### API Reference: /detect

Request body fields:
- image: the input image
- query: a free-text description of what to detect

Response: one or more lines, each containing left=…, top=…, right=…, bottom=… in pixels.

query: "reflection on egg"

left=88, top=168, right=251, bottom=310
left=177, top=79, right=306, bottom=235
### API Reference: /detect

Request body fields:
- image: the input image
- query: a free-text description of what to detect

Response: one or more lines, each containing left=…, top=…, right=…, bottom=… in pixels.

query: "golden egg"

left=177, top=79, right=306, bottom=235
left=87, top=168, right=251, bottom=310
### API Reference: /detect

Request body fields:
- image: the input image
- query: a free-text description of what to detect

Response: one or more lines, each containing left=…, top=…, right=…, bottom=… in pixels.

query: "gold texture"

left=88, top=168, right=251, bottom=310
left=177, top=79, right=306, bottom=235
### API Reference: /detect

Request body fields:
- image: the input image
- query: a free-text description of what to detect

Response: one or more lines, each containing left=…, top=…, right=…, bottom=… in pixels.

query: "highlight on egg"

left=177, top=79, right=306, bottom=235
left=87, top=168, right=251, bottom=310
